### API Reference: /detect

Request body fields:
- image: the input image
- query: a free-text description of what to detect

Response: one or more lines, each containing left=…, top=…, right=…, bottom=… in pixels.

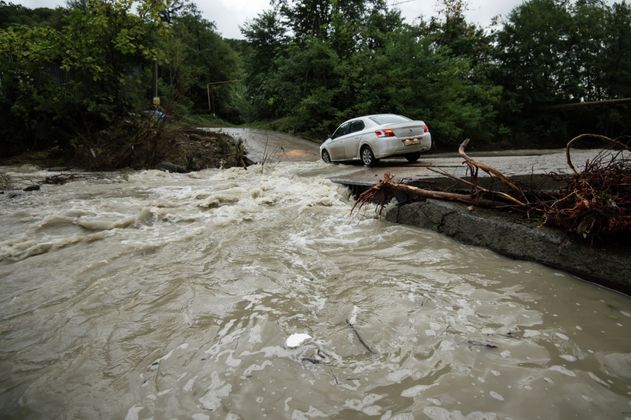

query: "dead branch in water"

left=427, top=167, right=526, bottom=206
left=345, top=319, right=376, bottom=354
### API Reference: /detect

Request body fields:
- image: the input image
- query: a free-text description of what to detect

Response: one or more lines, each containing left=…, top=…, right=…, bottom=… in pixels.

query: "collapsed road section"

left=332, top=139, right=631, bottom=295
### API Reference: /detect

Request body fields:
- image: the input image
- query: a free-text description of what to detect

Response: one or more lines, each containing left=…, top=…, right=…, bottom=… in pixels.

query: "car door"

left=328, top=122, right=350, bottom=160
left=343, top=119, right=367, bottom=159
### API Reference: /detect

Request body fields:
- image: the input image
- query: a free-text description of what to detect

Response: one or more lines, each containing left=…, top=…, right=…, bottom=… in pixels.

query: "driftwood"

left=458, top=139, right=527, bottom=206
left=547, top=136, right=631, bottom=240
left=345, top=319, right=375, bottom=354
left=353, top=134, right=631, bottom=243
left=564, top=133, right=630, bottom=175
left=352, top=140, right=517, bottom=215
left=351, top=173, right=505, bottom=215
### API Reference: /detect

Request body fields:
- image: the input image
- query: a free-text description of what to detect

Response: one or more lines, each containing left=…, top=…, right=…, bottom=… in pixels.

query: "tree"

left=162, top=5, right=240, bottom=116
left=569, top=0, right=610, bottom=100
left=0, top=0, right=162, bottom=155
left=272, top=0, right=332, bottom=42
left=495, top=0, right=574, bottom=107
left=241, top=9, right=288, bottom=119
left=603, top=1, right=631, bottom=98
left=354, top=25, right=501, bottom=146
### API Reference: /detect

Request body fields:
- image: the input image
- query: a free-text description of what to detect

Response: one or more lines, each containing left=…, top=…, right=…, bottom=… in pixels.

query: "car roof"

left=341, top=114, right=404, bottom=123
left=365, top=113, right=405, bottom=118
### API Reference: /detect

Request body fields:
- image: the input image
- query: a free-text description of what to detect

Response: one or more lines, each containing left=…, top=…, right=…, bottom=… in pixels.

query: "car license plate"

left=403, top=138, right=419, bottom=146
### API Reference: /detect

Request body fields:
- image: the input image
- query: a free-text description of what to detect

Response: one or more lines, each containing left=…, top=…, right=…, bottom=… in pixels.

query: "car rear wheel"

left=405, top=152, right=421, bottom=162
left=322, top=149, right=332, bottom=164
left=361, top=146, right=377, bottom=167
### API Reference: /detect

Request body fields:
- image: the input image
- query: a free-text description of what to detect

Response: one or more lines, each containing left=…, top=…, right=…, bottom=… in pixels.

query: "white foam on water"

left=549, top=365, right=576, bottom=377
left=588, top=372, right=610, bottom=387
left=183, top=375, right=197, bottom=392
left=489, top=391, right=504, bottom=401
left=348, top=305, right=360, bottom=325
left=401, top=385, right=432, bottom=398
left=124, top=406, right=143, bottom=420
left=198, top=372, right=232, bottom=411
left=555, top=332, right=570, bottom=340
left=343, top=393, right=384, bottom=416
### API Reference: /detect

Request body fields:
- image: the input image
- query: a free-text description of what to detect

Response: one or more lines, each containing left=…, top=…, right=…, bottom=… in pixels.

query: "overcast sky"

left=14, top=0, right=526, bottom=38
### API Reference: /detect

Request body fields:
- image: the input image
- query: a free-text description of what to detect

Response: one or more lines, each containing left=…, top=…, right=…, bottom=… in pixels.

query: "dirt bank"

left=1, top=126, right=248, bottom=172
left=71, top=126, right=248, bottom=171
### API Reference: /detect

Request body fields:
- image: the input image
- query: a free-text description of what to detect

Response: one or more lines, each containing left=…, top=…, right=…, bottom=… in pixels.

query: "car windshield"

left=369, top=114, right=411, bottom=125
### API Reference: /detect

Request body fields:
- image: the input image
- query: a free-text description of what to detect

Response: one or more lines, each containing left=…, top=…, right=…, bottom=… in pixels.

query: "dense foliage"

left=0, top=0, right=630, bottom=159
left=242, top=0, right=631, bottom=147
left=0, top=0, right=241, bottom=157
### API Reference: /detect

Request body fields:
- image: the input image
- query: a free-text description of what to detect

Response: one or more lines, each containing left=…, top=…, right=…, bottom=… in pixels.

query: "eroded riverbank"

left=0, top=162, right=630, bottom=418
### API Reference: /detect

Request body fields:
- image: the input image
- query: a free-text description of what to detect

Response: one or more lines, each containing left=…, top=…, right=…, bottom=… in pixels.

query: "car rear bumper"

left=371, top=133, right=432, bottom=159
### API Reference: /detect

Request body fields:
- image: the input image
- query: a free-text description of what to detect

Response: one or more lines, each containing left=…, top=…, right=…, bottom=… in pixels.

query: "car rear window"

left=369, top=114, right=411, bottom=125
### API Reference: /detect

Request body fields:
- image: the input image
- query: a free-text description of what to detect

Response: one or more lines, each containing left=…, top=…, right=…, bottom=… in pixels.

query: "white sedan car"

left=320, top=114, right=432, bottom=166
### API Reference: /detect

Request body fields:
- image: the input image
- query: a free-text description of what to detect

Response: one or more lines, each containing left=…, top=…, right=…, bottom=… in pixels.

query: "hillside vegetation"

left=1, top=0, right=630, bottom=164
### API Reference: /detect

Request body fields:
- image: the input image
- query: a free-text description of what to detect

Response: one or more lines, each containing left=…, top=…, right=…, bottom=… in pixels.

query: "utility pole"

left=153, top=61, right=160, bottom=108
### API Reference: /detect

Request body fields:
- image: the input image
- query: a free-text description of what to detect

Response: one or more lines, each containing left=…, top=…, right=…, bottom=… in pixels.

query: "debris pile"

left=543, top=136, right=630, bottom=241
left=354, top=134, right=630, bottom=243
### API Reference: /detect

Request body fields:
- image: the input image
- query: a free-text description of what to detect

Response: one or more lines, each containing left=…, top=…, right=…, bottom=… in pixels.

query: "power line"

left=390, top=0, right=416, bottom=6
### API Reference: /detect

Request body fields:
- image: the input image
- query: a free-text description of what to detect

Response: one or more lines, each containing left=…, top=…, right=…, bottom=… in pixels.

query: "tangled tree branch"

left=353, top=135, right=631, bottom=243
left=458, top=139, right=527, bottom=206
left=351, top=172, right=506, bottom=215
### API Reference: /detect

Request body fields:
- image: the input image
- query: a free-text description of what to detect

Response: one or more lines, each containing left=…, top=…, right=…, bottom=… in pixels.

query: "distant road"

left=203, top=128, right=321, bottom=163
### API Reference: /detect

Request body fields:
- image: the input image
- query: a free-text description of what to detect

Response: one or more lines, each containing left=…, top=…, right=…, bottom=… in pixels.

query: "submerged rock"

left=157, top=161, right=187, bottom=173
left=23, top=184, right=40, bottom=192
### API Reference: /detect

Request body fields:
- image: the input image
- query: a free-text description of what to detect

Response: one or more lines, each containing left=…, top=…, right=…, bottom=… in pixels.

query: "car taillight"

left=423, top=123, right=429, bottom=133
left=375, top=129, right=395, bottom=138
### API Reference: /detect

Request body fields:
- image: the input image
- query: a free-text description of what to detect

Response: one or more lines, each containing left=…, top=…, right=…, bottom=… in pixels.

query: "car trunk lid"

left=382, top=121, right=426, bottom=138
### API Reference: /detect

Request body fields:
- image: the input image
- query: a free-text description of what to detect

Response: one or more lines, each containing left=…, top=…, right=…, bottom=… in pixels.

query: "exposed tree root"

left=546, top=136, right=630, bottom=240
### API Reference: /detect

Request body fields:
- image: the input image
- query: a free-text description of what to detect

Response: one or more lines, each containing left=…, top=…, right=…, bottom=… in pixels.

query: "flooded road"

left=204, top=128, right=321, bottom=163
left=0, top=162, right=630, bottom=419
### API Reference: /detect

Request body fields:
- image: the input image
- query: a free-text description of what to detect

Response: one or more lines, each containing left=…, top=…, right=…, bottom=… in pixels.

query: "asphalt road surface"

left=206, top=128, right=610, bottom=185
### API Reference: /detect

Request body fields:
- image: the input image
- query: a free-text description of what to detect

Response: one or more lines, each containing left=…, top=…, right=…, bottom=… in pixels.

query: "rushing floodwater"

left=0, top=162, right=630, bottom=419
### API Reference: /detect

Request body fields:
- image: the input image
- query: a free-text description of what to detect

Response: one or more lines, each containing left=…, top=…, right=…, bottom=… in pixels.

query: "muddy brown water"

left=0, top=162, right=630, bottom=419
